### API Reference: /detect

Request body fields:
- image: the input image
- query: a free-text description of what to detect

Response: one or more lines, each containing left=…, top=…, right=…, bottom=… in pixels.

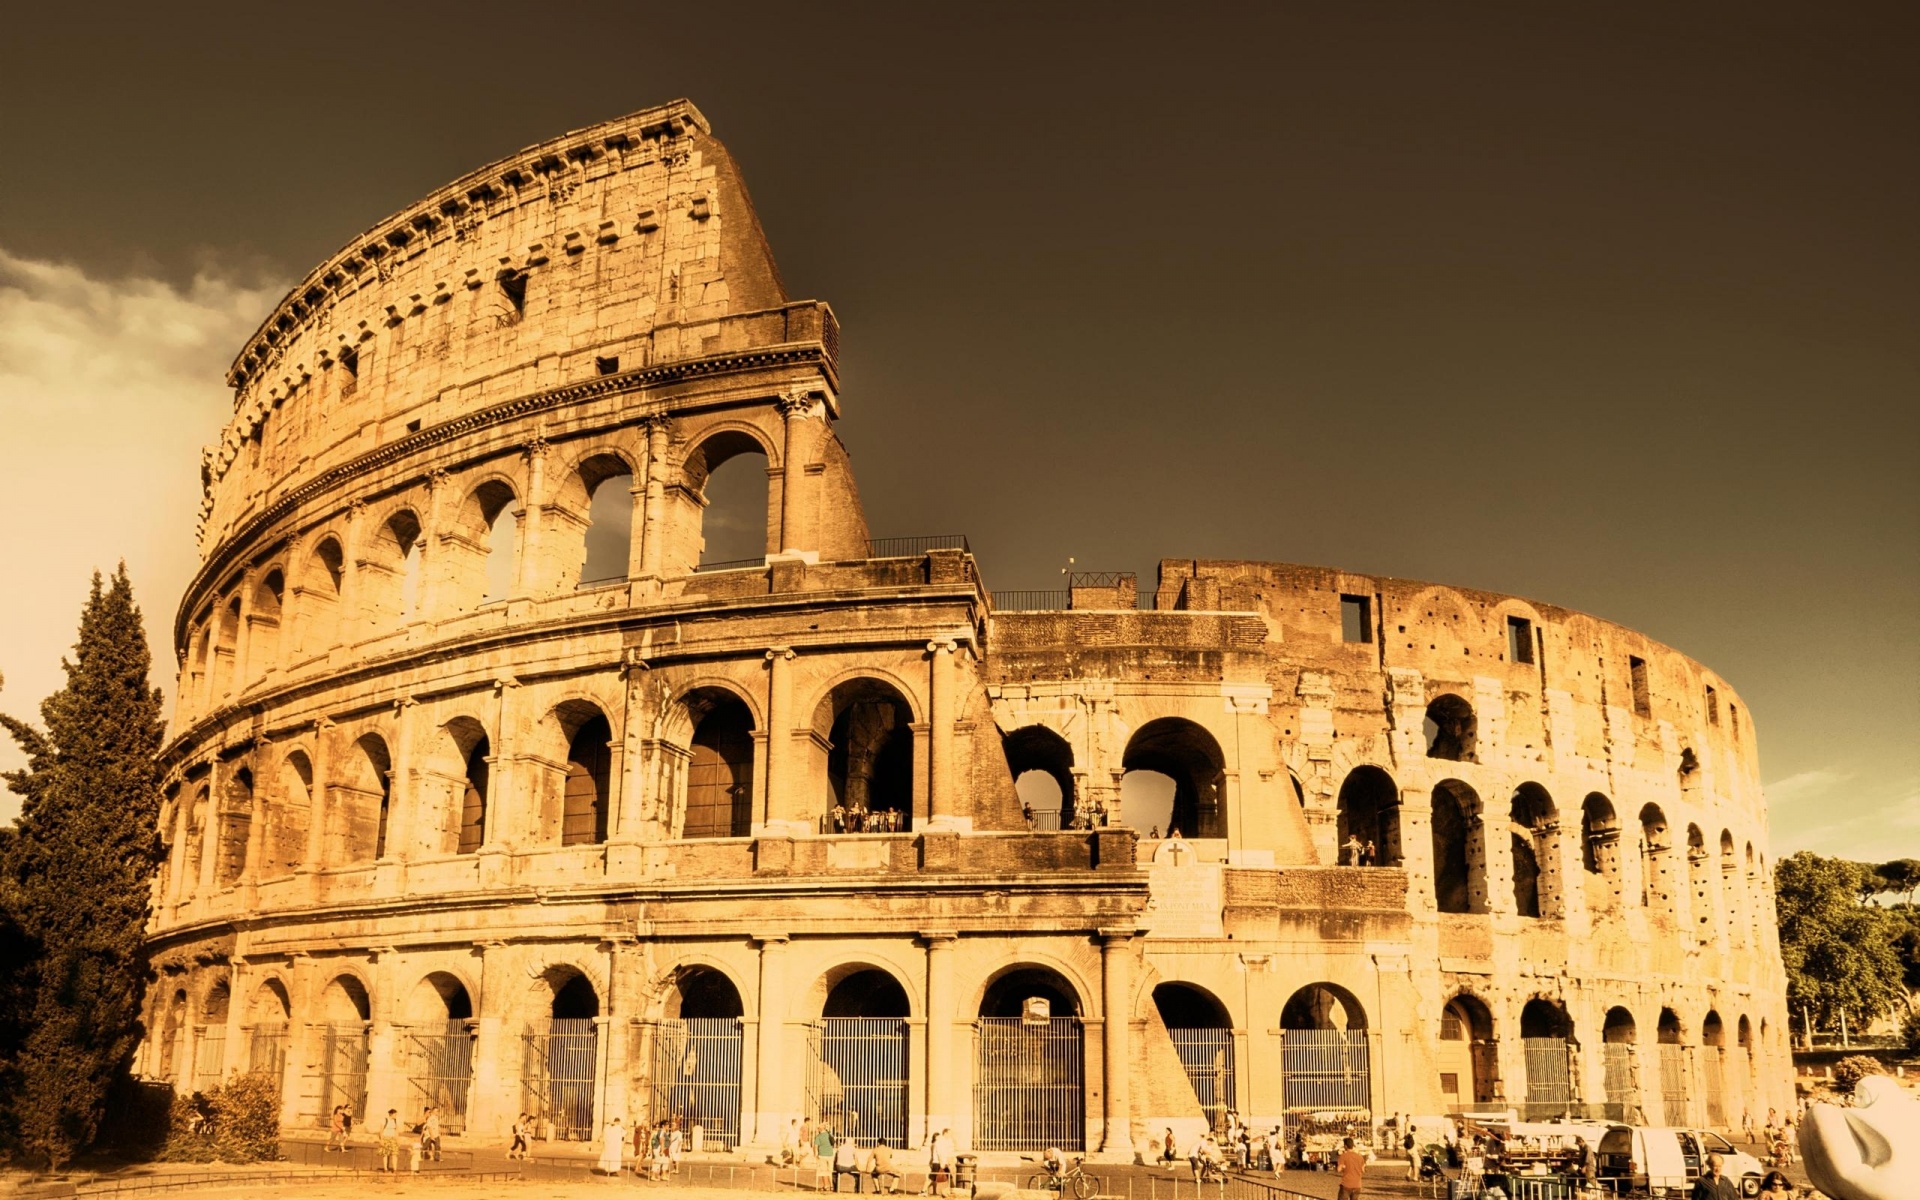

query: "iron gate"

left=652, top=1018, right=745, bottom=1148
left=523, top=1018, right=597, bottom=1141
left=806, top=1018, right=909, bottom=1147
left=974, top=1016, right=1084, bottom=1151
left=1703, top=1047, right=1726, bottom=1127
left=191, top=1025, right=226, bottom=1094
left=406, top=1021, right=474, bottom=1132
left=1520, top=1038, right=1576, bottom=1119
left=320, top=1024, right=369, bottom=1124
left=1166, top=1027, right=1235, bottom=1131
left=1601, top=1043, right=1637, bottom=1121
left=1658, top=1045, right=1690, bottom=1127
left=247, top=1024, right=289, bottom=1091
left=1279, top=1030, right=1370, bottom=1143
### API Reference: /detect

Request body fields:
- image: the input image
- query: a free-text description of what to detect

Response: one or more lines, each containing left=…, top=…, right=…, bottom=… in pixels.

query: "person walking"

left=1403, top=1123, right=1419, bottom=1181
left=378, top=1108, right=401, bottom=1173
left=1161, top=1127, right=1179, bottom=1169
left=508, top=1112, right=530, bottom=1160
left=326, top=1105, right=347, bottom=1152
left=599, top=1115, right=626, bottom=1175
left=1335, top=1136, right=1366, bottom=1200
left=422, top=1106, right=443, bottom=1163
left=1690, top=1152, right=1741, bottom=1200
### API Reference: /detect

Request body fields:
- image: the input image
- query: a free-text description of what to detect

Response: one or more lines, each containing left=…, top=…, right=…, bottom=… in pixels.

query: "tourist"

left=326, top=1104, right=347, bottom=1152
left=1335, top=1136, right=1366, bottom=1200
left=1022, top=801, right=1035, bottom=828
left=668, top=1119, right=685, bottom=1173
left=1362, top=839, right=1376, bottom=866
left=1403, top=1123, right=1418, bottom=1181
left=1160, top=1127, right=1179, bottom=1169
left=377, top=1108, right=401, bottom=1173
left=598, top=1115, right=625, bottom=1175
left=1342, top=834, right=1364, bottom=865
left=1691, top=1152, right=1740, bottom=1200
left=508, top=1112, right=529, bottom=1160
left=781, top=1117, right=800, bottom=1165
left=1148, top=825, right=1161, bottom=840
left=870, top=1139, right=899, bottom=1194
left=1756, top=1170, right=1794, bottom=1196
left=834, top=1132, right=862, bottom=1193
left=421, top=1105, right=443, bottom=1162
left=815, top=1122, right=837, bottom=1163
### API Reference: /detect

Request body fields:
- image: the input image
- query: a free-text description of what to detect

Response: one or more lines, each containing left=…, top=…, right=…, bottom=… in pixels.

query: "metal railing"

left=1520, top=1037, right=1577, bottom=1118
left=864, top=534, right=970, bottom=558
left=974, top=1016, right=1085, bottom=1151
left=404, top=1021, right=475, bottom=1133
left=994, top=590, right=1072, bottom=611
left=1602, top=1043, right=1636, bottom=1118
left=1068, top=571, right=1135, bottom=588
left=694, top=556, right=766, bottom=573
left=1658, top=1044, right=1691, bottom=1126
left=319, top=1024, right=369, bottom=1125
left=190, top=1025, right=225, bottom=1094
left=807, top=1017, right=911, bottom=1147
left=1279, top=1029, right=1370, bottom=1145
left=1169, top=1027, right=1236, bottom=1131
left=651, top=1017, right=745, bottom=1149
left=524, top=1019, right=598, bottom=1141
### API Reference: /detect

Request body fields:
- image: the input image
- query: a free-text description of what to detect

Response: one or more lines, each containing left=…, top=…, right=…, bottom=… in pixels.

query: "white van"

left=1595, top=1125, right=1765, bottom=1197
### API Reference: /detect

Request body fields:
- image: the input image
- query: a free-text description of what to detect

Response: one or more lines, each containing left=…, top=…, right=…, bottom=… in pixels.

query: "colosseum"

left=140, top=99, right=1794, bottom=1159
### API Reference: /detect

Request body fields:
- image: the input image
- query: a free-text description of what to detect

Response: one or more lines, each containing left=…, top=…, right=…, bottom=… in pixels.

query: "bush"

left=1831, top=1054, right=1888, bottom=1096
left=161, top=1091, right=215, bottom=1162
left=1903, top=1010, right=1920, bottom=1053
left=158, top=1075, right=279, bottom=1163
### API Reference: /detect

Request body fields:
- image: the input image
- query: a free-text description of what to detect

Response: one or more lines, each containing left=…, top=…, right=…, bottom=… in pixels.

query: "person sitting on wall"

left=833, top=1133, right=862, bottom=1192
left=869, top=1140, right=900, bottom=1194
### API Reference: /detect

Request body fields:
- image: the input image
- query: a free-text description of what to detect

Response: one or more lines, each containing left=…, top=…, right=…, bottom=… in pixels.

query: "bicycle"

left=1026, top=1155, right=1097, bottom=1200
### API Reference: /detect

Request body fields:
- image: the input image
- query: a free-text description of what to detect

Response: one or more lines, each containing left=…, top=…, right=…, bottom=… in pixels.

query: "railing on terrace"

left=863, top=533, right=970, bottom=558
left=994, top=589, right=1071, bottom=611
left=1068, top=570, right=1134, bottom=587
left=693, top=556, right=766, bottom=573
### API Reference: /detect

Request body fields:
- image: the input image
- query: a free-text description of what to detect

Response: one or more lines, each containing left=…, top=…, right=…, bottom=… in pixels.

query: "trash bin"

left=954, top=1154, right=978, bottom=1195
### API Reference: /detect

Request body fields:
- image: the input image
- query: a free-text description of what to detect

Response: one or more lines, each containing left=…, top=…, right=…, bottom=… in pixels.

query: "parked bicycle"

left=1026, top=1153, right=1096, bottom=1199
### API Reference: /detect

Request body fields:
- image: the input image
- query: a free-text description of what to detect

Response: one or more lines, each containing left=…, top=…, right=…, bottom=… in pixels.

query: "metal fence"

left=1167, top=1027, right=1236, bottom=1131
left=994, top=590, right=1072, bottom=611
left=405, top=1021, right=474, bottom=1132
left=1657, top=1044, right=1690, bottom=1127
left=806, top=1017, right=909, bottom=1147
left=974, top=1016, right=1085, bottom=1151
left=320, top=1023, right=369, bottom=1124
left=523, top=1018, right=597, bottom=1141
left=1519, top=1037, right=1576, bottom=1119
left=694, top=557, right=766, bottom=573
left=865, top=534, right=970, bottom=558
left=190, top=1025, right=226, bottom=1094
left=652, top=1017, right=745, bottom=1148
left=1601, top=1043, right=1637, bottom=1121
left=246, top=1024, right=288, bottom=1091
left=1279, top=1029, right=1370, bottom=1142
left=1703, top=1047, right=1726, bottom=1127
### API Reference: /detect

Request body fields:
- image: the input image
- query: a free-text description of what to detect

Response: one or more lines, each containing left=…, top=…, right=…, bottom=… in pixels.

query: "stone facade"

left=141, top=100, right=1793, bottom=1156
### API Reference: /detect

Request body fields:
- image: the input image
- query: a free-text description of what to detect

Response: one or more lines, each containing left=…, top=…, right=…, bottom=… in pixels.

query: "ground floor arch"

left=402, top=972, right=476, bottom=1134
left=1279, top=983, right=1370, bottom=1156
left=1656, top=1007, right=1689, bottom=1126
left=652, top=966, right=746, bottom=1148
left=1601, top=1006, right=1640, bottom=1120
left=974, top=966, right=1085, bottom=1151
left=314, top=974, right=372, bottom=1126
left=1518, top=998, right=1578, bottom=1118
left=1437, top=993, right=1498, bottom=1110
left=1152, top=982, right=1235, bottom=1132
left=523, top=968, right=599, bottom=1141
left=808, top=967, right=911, bottom=1146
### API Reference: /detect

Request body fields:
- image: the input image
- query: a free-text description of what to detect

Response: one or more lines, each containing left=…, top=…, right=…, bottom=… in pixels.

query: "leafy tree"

left=1774, top=851, right=1907, bottom=1040
left=1876, top=859, right=1920, bottom=905
left=0, top=566, right=166, bottom=1168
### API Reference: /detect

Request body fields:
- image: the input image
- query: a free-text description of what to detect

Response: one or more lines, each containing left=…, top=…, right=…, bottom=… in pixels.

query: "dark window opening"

left=562, top=715, right=612, bottom=846
left=458, top=736, right=489, bottom=854
left=595, top=355, right=620, bottom=375
left=1507, top=616, right=1534, bottom=664
left=500, top=270, right=529, bottom=314
left=339, top=344, right=359, bottom=377
left=1629, top=656, right=1651, bottom=716
left=1340, top=595, right=1372, bottom=644
left=1424, top=694, right=1477, bottom=762
left=1706, top=685, right=1719, bottom=725
left=405, top=419, right=421, bottom=433
left=685, top=695, right=754, bottom=839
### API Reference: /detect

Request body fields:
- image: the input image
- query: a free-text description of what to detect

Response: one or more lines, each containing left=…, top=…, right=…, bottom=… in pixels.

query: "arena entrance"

left=806, top=969, right=910, bottom=1147
left=1152, top=983, right=1235, bottom=1132
left=402, top=974, right=475, bottom=1134
left=1656, top=1008, right=1689, bottom=1127
left=1437, top=994, right=1498, bottom=1110
left=316, top=975, right=370, bottom=1126
left=1601, top=1007, right=1640, bottom=1121
left=1279, top=983, right=1370, bottom=1161
left=651, top=967, right=745, bottom=1149
left=523, top=971, right=599, bottom=1141
left=973, top=968, right=1085, bottom=1151
left=1518, top=999, right=1579, bottom=1119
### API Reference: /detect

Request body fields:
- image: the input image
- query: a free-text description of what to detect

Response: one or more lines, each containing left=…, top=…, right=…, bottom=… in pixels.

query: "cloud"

left=1766, top=766, right=1920, bottom=862
left=0, top=250, right=284, bottom=820
left=1762, top=767, right=1853, bottom=807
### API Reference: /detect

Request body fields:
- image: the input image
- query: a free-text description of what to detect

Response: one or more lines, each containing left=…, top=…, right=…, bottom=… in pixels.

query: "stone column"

left=776, top=392, right=817, bottom=557
left=467, top=941, right=512, bottom=1138
left=512, top=435, right=550, bottom=600
left=602, top=939, right=639, bottom=1125
left=922, top=932, right=958, bottom=1147
left=241, top=740, right=270, bottom=895
left=420, top=468, right=453, bottom=620
left=281, top=952, right=317, bottom=1127
left=198, top=764, right=224, bottom=898
left=364, top=948, right=402, bottom=1124
left=751, top=934, right=790, bottom=1145
left=762, top=648, right=799, bottom=832
left=927, top=641, right=957, bottom=826
left=337, top=499, right=366, bottom=645
left=301, top=720, right=334, bottom=875
left=639, top=419, right=671, bottom=580
left=232, top=568, right=257, bottom=694
left=1099, top=929, right=1137, bottom=1156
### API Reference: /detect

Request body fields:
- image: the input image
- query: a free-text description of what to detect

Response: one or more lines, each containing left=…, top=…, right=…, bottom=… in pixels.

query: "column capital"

left=765, top=646, right=796, bottom=662
left=750, top=931, right=790, bottom=947
left=1097, top=927, right=1141, bottom=946
left=920, top=931, right=960, bottom=947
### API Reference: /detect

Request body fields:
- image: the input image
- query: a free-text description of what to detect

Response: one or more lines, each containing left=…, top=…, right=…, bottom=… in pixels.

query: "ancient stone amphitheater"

left=142, top=100, right=1792, bottom=1156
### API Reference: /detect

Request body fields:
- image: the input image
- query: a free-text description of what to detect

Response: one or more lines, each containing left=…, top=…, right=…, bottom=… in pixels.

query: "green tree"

left=1774, top=851, right=1906, bottom=1041
left=1875, top=858, right=1920, bottom=905
left=1, top=566, right=166, bottom=1168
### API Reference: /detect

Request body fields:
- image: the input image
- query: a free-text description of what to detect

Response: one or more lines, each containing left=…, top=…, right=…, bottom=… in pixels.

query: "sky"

left=0, top=2, right=1913, bottom=858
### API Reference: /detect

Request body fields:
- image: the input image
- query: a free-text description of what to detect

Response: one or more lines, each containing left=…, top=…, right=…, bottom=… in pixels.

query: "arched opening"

left=683, top=691, right=754, bottom=839
left=1655, top=1008, right=1689, bottom=1126
left=1003, top=725, right=1076, bottom=831
left=555, top=704, right=612, bottom=846
left=975, top=966, right=1085, bottom=1151
left=1640, top=805, right=1675, bottom=921
left=686, top=432, right=771, bottom=569
left=1438, top=994, right=1497, bottom=1109
left=210, top=598, right=240, bottom=698
left=1280, top=984, right=1370, bottom=1151
left=1719, top=829, right=1741, bottom=947
left=159, top=989, right=189, bottom=1082
left=295, top=538, right=344, bottom=656
left=811, top=969, right=911, bottom=1146
left=1581, top=793, right=1623, bottom=908
left=177, top=786, right=209, bottom=901
left=1702, top=1011, right=1728, bottom=1127
left=1518, top=998, right=1577, bottom=1118
left=1153, top=983, right=1235, bottom=1132
left=576, top=454, right=634, bottom=585
left=327, top=734, right=391, bottom=865
left=245, top=979, right=291, bottom=1089
left=214, top=768, right=253, bottom=887
left=1736, top=1014, right=1755, bottom=1126
left=250, top=570, right=284, bottom=684
left=653, top=967, right=746, bottom=1148
left=1687, top=824, right=1713, bottom=942
left=1509, top=783, right=1558, bottom=918
left=364, top=510, right=424, bottom=628
left=263, top=750, right=312, bottom=880
left=1431, top=779, right=1482, bottom=914
left=316, top=975, right=371, bottom=1125
left=1122, top=718, right=1227, bottom=840
left=452, top=720, right=490, bottom=855
left=1336, top=766, right=1400, bottom=866
left=525, top=969, right=599, bottom=1141
left=1424, top=694, right=1477, bottom=761
left=445, top=480, right=518, bottom=610
left=192, top=980, right=232, bottom=1093
left=816, top=679, right=913, bottom=833
left=402, top=973, right=476, bottom=1133
left=1601, top=1007, right=1639, bottom=1120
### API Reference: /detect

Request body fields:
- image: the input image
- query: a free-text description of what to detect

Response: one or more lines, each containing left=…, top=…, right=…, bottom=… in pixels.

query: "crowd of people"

left=775, top=1119, right=954, bottom=1194
left=830, top=804, right=908, bottom=834
left=323, top=1103, right=447, bottom=1173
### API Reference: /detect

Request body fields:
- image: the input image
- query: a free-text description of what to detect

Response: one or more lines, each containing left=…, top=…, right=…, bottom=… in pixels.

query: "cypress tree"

left=1, top=565, right=166, bottom=1168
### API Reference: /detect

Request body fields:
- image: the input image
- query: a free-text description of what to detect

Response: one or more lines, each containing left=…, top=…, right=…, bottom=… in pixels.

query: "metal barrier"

left=1167, top=1027, right=1236, bottom=1131
left=653, top=1017, right=745, bottom=1148
left=1703, top=1047, right=1726, bottom=1127
left=865, top=534, right=970, bottom=558
left=246, top=1024, right=288, bottom=1093
left=1520, top=1037, right=1576, bottom=1118
left=994, top=590, right=1072, bottom=611
left=1601, top=1043, right=1636, bottom=1118
left=807, top=1017, right=910, bottom=1147
left=524, top=1018, right=598, bottom=1141
left=1279, top=1029, right=1370, bottom=1144
left=320, top=1023, right=370, bottom=1124
left=405, top=1021, right=475, bottom=1134
left=1658, top=1044, right=1690, bottom=1126
left=190, top=1025, right=225, bottom=1094
left=973, top=1016, right=1085, bottom=1151
left=695, top=557, right=767, bottom=573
